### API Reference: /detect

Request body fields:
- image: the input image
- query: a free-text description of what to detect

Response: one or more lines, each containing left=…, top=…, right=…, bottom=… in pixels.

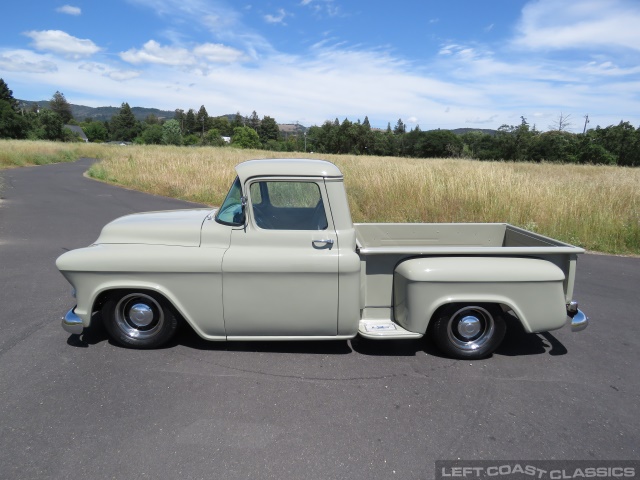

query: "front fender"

left=394, top=256, right=567, bottom=334
left=57, top=244, right=227, bottom=339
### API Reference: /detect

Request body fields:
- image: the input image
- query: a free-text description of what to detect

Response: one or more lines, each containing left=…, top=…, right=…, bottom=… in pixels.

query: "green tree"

left=174, top=109, right=185, bottom=133
left=50, top=91, right=73, bottom=124
left=110, top=102, right=139, bottom=141
left=414, top=130, right=463, bottom=158
left=196, top=105, right=209, bottom=137
left=82, top=121, right=108, bottom=142
left=144, top=114, right=160, bottom=125
left=0, top=79, right=28, bottom=139
left=258, top=115, right=280, bottom=144
left=183, top=134, right=200, bottom=146
left=232, top=126, right=261, bottom=149
left=594, top=121, right=640, bottom=166
left=528, top=130, right=578, bottom=163
left=232, top=111, right=244, bottom=129
left=576, top=139, right=616, bottom=165
left=0, top=100, right=28, bottom=139
left=211, top=116, right=232, bottom=136
left=141, top=124, right=164, bottom=144
left=162, top=119, right=183, bottom=145
left=185, top=109, right=197, bottom=135
left=0, top=78, right=19, bottom=110
left=248, top=110, right=260, bottom=131
left=393, top=118, right=406, bottom=135
left=203, top=128, right=226, bottom=146
left=35, top=109, right=65, bottom=140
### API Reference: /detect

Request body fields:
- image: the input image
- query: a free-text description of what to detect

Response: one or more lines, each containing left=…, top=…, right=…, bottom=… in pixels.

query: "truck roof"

left=235, top=158, right=343, bottom=183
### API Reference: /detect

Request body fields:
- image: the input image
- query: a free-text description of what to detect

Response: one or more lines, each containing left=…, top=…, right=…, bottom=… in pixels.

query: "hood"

left=95, top=209, right=214, bottom=246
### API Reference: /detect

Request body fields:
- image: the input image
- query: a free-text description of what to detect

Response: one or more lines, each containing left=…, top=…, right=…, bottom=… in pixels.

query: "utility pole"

left=583, top=114, right=589, bottom=134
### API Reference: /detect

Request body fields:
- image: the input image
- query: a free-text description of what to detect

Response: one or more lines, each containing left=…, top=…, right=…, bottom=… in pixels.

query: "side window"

left=215, top=176, right=244, bottom=226
left=250, top=181, right=328, bottom=230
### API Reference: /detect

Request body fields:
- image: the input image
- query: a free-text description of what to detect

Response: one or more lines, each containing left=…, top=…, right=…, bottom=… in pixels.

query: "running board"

left=358, top=319, right=423, bottom=340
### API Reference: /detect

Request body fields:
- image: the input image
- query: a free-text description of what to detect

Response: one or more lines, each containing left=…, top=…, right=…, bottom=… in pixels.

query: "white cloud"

left=264, top=9, right=287, bottom=25
left=78, top=62, right=107, bottom=73
left=23, top=30, right=100, bottom=59
left=106, top=70, right=142, bottom=81
left=6, top=0, right=640, bottom=132
left=120, top=40, right=245, bottom=67
left=466, top=115, right=498, bottom=124
left=193, top=43, right=244, bottom=63
left=0, top=52, right=57, bottom=73
left=79, top=62, right=139, bottom=81
left=56, top=5, right=81, bottom=15
left=580, top=61, right=640, bottom=77
left=300, top=0, right=341, bottom=18
left=120, top=40, right=195, bottom=66
left=514, top=0, right=640, bottom=51
left=126, top=0, right=265, bottom=55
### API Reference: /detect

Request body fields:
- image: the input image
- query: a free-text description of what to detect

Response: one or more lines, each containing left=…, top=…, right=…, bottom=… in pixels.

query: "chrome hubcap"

left=447, top=306, right=495, bottom=351
left=458, top=315, right=481, bottom=339
left=129, top=303, right=154, bottom=328
left=114, top=293, right=164, bottom=339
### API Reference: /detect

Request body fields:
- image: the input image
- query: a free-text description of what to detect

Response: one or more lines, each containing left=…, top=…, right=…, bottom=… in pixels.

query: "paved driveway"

left=1, top=159, right=638, bottom=479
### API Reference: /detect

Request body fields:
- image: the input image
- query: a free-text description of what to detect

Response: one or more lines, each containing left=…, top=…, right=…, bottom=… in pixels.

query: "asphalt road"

left=0, top=159, right=638, bottom=480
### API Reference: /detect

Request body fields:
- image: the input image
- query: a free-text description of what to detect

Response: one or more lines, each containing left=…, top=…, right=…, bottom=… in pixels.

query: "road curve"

left=0, top=158, right=638, bottom=479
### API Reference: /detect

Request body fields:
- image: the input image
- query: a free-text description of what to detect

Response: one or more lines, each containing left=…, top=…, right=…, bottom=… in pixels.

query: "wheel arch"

left=424, top=295, right=526, bottom=333
left=89, top=282, right=192, bottom=331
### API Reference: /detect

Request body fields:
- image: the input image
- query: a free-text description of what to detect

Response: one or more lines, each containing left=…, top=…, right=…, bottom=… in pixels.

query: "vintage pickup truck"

left=57, top=158, right=588, bottom=359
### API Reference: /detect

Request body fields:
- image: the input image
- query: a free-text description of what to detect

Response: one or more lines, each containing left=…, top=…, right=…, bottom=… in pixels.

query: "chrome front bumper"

left=567, top=301, right=589, bottom=332
left=62, top=308, right=84, bottom=335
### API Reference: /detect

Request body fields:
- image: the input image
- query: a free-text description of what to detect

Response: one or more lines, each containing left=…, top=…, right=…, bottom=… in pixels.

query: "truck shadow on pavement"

left=67, top=312, right=566, bottom=358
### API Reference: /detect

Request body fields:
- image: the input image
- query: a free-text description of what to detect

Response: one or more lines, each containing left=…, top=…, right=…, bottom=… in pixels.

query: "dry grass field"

left=1, top=140, right=638, bottom=255
left=0, top=140, right=104, bottom=169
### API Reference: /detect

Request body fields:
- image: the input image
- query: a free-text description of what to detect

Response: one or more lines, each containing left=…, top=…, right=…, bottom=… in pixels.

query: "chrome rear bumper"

left=567, top=301, right=588, bottom=332
left=62, top=308, right=84, bottom=335
left=569, top=309, right=589, bottom=332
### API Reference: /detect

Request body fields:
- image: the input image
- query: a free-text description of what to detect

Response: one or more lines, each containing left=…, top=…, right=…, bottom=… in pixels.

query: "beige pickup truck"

left=57, top=158, right=588, bottom=359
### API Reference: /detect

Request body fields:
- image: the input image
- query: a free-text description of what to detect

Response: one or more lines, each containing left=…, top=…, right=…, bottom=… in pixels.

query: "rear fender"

left=394, top=257, right=567, bottom=334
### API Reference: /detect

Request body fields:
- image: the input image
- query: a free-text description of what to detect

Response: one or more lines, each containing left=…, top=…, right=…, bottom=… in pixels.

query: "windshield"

left=215, top=176, right=244, bottom=226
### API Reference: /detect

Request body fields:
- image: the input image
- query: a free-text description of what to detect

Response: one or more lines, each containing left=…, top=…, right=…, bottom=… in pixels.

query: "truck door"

left=222, top=178, right=339, bottom=337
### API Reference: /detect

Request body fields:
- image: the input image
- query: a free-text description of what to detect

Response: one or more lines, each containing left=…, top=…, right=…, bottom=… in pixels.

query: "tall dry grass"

left=86, top=145, right=639, bottom=255
left=1, top=141, right=637, bottom=254
left=0, top=140, right=104, bottom=168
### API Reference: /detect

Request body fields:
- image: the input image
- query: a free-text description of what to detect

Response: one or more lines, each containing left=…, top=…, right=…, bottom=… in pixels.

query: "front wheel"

left=102, top=291, right=179, bottom=348
left=432, top=304, right=506, bottom=359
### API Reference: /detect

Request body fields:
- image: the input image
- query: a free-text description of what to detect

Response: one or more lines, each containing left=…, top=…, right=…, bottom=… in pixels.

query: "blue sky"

left=1, top=0, right=639, bottom=131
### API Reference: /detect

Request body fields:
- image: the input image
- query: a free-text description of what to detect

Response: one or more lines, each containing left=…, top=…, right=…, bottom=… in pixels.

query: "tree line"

left=1, top=78, right=638, bottom=166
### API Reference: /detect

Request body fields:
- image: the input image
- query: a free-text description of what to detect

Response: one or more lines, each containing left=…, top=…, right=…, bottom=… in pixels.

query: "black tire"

left=432, top=303, right=506, bottom=360
left=101, top=291, right=179, bottom=348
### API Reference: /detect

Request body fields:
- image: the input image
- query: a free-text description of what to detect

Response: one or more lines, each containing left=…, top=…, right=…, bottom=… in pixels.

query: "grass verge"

left=0, top=140, right=105, bottom=169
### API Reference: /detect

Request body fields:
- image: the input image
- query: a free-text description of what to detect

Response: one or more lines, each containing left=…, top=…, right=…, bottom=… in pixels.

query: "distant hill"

left=18, top=100, right=176, bottom=122
left=17, top=99, right=496, bottom=134
left=450, top=128, right=498, bottom=136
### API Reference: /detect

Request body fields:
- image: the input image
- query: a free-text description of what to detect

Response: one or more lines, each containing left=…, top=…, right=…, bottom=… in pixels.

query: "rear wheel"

left=101, top=291, right=178, bottom=348
left=432, top=304, right=506, bottom=359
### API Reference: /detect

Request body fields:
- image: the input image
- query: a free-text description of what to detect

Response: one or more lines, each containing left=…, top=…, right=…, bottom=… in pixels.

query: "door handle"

left=312, top=239, right=334, bottom=249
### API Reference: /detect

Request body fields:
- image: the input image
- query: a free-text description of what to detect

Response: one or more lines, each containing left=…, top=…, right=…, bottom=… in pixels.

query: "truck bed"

left=354, top=223, right=584, bottom=324
left=354, top=223, right=583, bottom=255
